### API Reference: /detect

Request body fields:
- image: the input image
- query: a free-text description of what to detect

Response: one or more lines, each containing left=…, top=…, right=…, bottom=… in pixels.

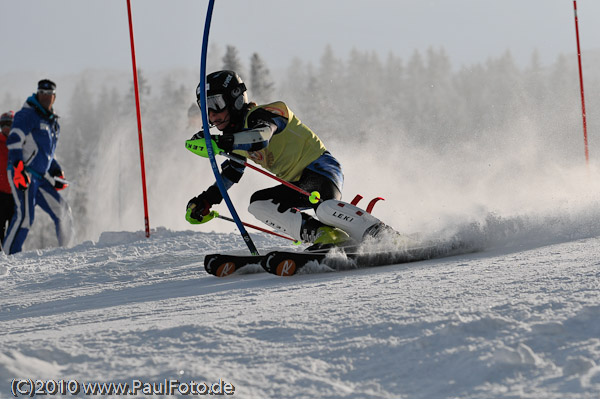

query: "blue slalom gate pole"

left=199, top=0, right=259, bottom=255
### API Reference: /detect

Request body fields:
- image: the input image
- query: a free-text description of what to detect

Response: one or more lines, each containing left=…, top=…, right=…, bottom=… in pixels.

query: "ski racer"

left=3, top=79, right=74, bottom=255
left=186, top=70, right=387, bottom=248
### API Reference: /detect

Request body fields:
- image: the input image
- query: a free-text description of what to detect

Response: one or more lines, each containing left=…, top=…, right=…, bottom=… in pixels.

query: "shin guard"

left=248, top=200, right=304, bottom=241
left=315, top=199, right=384, bottom=242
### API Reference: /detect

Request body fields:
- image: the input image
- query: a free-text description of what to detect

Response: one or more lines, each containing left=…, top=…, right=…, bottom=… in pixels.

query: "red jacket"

left=0, top=134, right=11, bottom=193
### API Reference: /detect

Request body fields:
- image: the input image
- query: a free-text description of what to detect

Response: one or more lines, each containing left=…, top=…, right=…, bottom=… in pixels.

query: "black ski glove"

left=186, top=196, right=211, bottom=222
left=190, top=130, right=205, bottom=140
left=215, top=134, right=234, bottom=153
left=189, top=130, right=232, bottom=154
left=186, top=185, right=222, bottom=223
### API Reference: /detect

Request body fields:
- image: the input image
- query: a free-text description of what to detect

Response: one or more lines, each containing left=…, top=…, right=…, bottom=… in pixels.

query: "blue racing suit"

left=3, top=94, right=73, bottom=254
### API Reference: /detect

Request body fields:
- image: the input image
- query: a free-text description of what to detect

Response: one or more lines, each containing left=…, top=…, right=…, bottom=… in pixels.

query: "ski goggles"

left=37, top=89, right=56, bottom=95
left=198, top=94, right=227, bottom=113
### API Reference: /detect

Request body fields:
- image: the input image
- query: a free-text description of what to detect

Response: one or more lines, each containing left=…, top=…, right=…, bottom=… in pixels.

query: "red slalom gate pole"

left=126, top=0, right=151, bottom=237
left=573, top=0, right=589, bottom=166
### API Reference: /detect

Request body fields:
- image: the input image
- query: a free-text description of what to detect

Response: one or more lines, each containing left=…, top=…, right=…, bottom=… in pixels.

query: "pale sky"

left=2, top=0, right=600, bottom=78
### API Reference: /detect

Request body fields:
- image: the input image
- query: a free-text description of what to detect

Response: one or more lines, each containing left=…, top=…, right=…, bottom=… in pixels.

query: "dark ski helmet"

left=196, top=70, right=248, bottom=113
left=0, top=111, right=14, bottom=125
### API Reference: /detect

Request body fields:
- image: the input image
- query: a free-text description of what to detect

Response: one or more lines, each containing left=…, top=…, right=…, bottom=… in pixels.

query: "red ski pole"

left=199, top=210, right=300, bottom=243
left=223, top=153, right=321, bottom=204
left=572, top=0, right=589, bottom=166
left=217, top=213, right=300, bottom=244
left=126, top=0, right=151, bottom=237
left=185, top=138, right=321, bottom=203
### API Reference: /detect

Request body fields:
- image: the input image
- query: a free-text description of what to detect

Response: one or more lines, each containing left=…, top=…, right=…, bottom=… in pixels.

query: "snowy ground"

left=1, top=213, right=600, bottom=398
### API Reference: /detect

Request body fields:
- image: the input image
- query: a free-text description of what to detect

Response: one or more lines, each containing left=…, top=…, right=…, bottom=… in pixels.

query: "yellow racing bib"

left=234, top=102, right=326, bottom=182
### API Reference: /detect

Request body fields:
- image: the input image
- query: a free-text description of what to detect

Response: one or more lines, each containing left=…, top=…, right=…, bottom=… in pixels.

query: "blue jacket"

left=6, top=94, right=61, bottom=178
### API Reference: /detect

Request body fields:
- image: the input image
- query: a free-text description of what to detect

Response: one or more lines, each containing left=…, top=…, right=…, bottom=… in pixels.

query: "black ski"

left=204, top=253, right=264, bottom=277
left=260, top=250, right=329, bottom=276
left=203, top=245, right=353, bottom=277
left=261, top=241, right=466, bottom=276
left=205, top=239, right=473, bottom=277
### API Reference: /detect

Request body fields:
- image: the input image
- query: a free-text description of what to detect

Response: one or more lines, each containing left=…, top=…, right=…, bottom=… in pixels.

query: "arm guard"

left=230, top=124, right=275, bottom=152
left=220, top=159, right=245, bottom=187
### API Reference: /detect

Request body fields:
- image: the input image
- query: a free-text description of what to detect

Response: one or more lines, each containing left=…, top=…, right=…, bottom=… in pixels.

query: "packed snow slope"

left=1, top=208, right=600, bottom=398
